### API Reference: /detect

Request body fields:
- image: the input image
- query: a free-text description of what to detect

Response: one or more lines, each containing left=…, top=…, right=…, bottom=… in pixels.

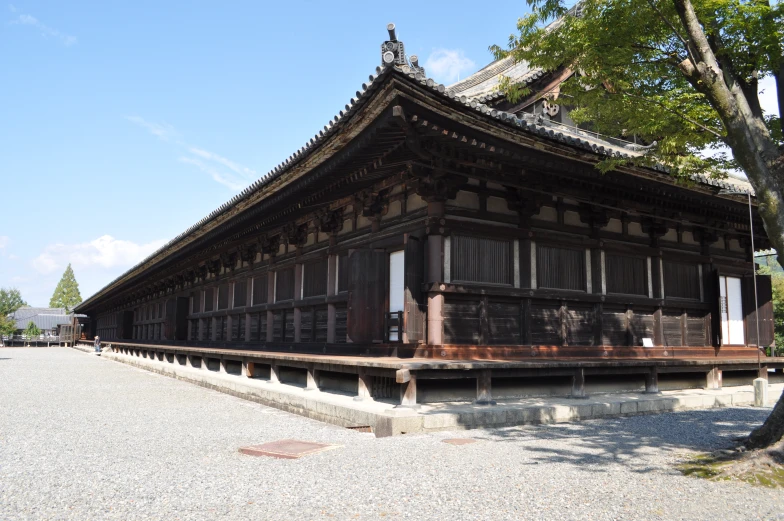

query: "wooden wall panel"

left=602, top=306, right=628, bottom=346
left=315, top=307, right=328, bottom=342
left=664, top=261, right=700, bottom=300
left=743, top=274, right=774, bottom=346
left=404, top=237, right=426, bottom=343
left=218, top=284, right=230, bottom=310
left=662, top=312, right=683, bottom=346
left=347, top=249, right=385, bottom=343
left=252, top=275, right=268, bottom=305
left=303, top=259, right=328, bottom=298
left=451, top=235, right=512, bottom=285
left=606, top=254, right=647, bottom=296
left=233, top=279, right=247, bottom=308
left=536, top=245, right=585, bottom=291
left=487, top=300, right=521, bottom=345
left=630, top=310, right=654, bottom=346
left=300, top=309, right=313, bottom=342
left=443, top=297, right=481, bottom=344
left=204, top=288, right=214, bottom=312
left=530, top=302, right=561, bottom=345
left=275, top=268, right=295, bottom=302
left=334, top=304, right=347, bottom=343
left=337, top=252, right=349, bottom=293
left=686, top=312, right=707, bottom=346
left=566, top=304, right=594, bottom=346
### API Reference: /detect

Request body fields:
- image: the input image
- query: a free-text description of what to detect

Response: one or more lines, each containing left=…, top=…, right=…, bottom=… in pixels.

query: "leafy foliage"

left=0, top=315, right=17, bottom=338
left=49, top=264, right=82, bottom=313
left=0, top=288, right=27, bottom=317
left=490, top=0, right=783, bottom=178
left=24, top=321, right=41, bottom=339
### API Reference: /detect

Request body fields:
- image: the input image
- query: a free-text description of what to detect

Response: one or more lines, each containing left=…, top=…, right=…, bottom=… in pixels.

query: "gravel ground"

left=1, top=348, right=783, bottom=521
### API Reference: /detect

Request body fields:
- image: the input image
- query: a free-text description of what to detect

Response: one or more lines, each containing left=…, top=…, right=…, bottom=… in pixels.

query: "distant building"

left=6, top=307, right=87, bottom=338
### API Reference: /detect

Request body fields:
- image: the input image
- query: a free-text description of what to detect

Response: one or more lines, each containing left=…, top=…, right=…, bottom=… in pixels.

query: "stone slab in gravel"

left=2, top=347, right=783, bottom=521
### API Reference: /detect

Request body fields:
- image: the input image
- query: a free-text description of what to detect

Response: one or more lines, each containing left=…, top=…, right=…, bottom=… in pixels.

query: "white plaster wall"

left=604, top=218, right=623, bottom=233
left=450, top=190, right=480, bottom=210
left=487, top=196, right=516, bottom=215
left=564, top=211, right=587, bottom=227
left=536, top=206, right=558, bottom=222
left=407, top=193, right=428, bottom=212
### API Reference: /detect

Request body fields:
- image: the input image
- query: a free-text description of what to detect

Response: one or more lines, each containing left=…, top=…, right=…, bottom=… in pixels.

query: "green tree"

left=0, top=288, right=27, bottom=316
left=493, top=0, right=783, bottom=448
left=24, top=321, right=41, bottom=339
left=0, top=315, right=17, bottom=339
left=49, top=264, right=82, bottom=313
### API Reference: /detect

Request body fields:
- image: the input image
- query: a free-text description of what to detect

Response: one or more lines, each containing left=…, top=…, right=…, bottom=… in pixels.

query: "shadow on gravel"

left=471, top=408, right=771, bottom=473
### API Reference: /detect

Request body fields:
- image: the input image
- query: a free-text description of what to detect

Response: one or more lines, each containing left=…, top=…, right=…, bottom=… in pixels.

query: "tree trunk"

left=747, top=389, right=784, bottom=449
left=673, top=0, right=784, bottom=449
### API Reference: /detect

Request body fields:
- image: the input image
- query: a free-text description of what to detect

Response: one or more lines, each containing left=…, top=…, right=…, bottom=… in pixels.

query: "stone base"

left=71, top=344, right=784, bottom=438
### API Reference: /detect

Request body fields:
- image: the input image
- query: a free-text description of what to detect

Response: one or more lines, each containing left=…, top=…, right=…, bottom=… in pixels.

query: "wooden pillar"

left=294, top=263, right=302, bottom=342
left=244, top=361, right=253, bottom=378
left=355, top=369, right=372, bottom=401
left=645, top=367, right=659, bottom=393
left=571, top=368, right=587, bottom=398
left=327, top=254, right=337, bottom=343
left=269, top=363, right=280, bottom=384
left=706, top=367, right=723, bottom=389
left=399, top=377, right=417, bottom=407
left=266, top=270, right=275, bottom=343
left=211, top=317, right=217, bottom=342
left=305, top=364, right=318, bottom=391
left=475, top=369, right=494, bottom=405
left=426, top=200, right=445, bottom=346
left=653, top=308, right=663, bottom=346
left=758, top=365, right=769, bottom=380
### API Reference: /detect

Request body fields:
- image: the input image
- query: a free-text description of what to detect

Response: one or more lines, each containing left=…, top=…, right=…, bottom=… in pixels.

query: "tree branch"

left=609, top=89, right=726, bottom=139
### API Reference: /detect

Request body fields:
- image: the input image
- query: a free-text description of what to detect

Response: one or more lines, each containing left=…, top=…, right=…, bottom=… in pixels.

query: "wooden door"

left=347, top=249, right=386, bottom=343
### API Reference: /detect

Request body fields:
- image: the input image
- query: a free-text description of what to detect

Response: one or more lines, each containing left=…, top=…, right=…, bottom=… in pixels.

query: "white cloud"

left=10, top=11, right=76, bottom=46
left=178, top=157, right=246, bottom=191
left=127, top=116, right=255, bottom=191
left=32, top=235, right=167, bottom=275
left=0, top=236, right=8, bottom=249
left=125, top=116, right=179, bottom=142
left=423, top=49, right=476, bottom=84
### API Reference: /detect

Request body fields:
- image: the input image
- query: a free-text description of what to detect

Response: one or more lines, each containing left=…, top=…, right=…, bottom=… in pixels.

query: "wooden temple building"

left=74, top=25, right=782, bottom=406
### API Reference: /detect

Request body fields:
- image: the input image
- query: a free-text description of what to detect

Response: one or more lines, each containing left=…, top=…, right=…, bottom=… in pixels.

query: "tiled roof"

left=8, top=308, right=75, bottom=331
left=75, top=34, right=754, bottom=311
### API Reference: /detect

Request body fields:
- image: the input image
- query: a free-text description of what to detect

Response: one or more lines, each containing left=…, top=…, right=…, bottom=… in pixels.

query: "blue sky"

left=1, top=2, right=779, bottom=307
left=0, top=1, right=529, bottom=306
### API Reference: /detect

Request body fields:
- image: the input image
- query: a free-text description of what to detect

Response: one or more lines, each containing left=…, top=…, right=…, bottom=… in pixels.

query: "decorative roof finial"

left=380, top=23, right=425, bottom=76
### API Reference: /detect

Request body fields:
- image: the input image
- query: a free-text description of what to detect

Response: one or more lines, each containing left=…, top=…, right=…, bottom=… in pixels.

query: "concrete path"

left=2, top=347, right=783, bottom=521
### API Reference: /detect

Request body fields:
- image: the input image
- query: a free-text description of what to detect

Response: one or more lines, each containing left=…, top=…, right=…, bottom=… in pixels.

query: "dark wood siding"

left=233, top=280, right=247, bottom=308
left=191, top=291, right=201, bottom=313
left=272, top=311, right=283, bottom=341
left=303, top=259, right=328, bottom=298
left=530, top=301, right=561, bottom=345
left=630, top=309, right=655, bottom=346
left=565, top=304, right=594, bottom=346
left=315, top=307, right=328, bottom=342
left=662, top=312, right=683, bottom=346
left=404, top=237, right=426, bottom=343
left=301, top=309, right=313, bottom=341
left=487, top=300, right=521, bottom=345
left=231, top=314, right=245, bottom=341
left=249, top=312, right=266, bottom=341
left=602, top=306, right=628, bottom=346
left=252, top=275, right=268, bottom=305
left=686, top=312, right=707, bottom=346
left=347, top=249, right=385, bottom=343
left=664, top=261, right=700, bottom=300
left=275, top=268, right=295, bottom=302
left=334, top=304, right=347, bottom=343
left=443, top=297, right=481, bottom=344
left=204, top=318, right=212, bottom=339
left=536, top=245, right=585, bottom=291
left=218, top=284, right=229, bottom=310
left=284, top=310, right=295, bottom=341
left=606, top=254, right=647, bottom=296
left=451, top=235, right=513, bottom=285
left=203, top=289, right=214, bottom=312
left=743, top=274, right=774, bottom=346
left=337, top=252, right=349, bottom=293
